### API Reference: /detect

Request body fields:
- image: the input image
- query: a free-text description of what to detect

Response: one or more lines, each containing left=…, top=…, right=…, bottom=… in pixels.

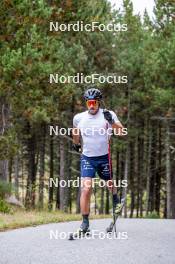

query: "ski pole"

left=105, top=120, right=117, bottom=235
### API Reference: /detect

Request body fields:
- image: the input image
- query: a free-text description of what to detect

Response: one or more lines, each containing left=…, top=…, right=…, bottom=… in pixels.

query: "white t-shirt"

left=73, top=108, right=120, bottom=157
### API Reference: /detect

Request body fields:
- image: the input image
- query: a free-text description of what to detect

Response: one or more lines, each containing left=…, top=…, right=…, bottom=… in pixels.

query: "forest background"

left=0, top=0, right=175, bottom=226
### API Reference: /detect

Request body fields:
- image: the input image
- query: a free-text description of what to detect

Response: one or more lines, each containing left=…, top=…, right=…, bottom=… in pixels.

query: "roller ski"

left=69, top=218, right=90, bottom=240
left=106, top=197, right=125, bottom=234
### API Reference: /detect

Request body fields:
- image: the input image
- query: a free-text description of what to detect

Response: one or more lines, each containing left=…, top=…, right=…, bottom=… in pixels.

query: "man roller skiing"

left=72, top=88, right=125, bottom=236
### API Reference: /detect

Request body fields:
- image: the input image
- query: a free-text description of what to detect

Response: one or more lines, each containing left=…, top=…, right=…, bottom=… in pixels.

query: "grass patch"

left=144, top=210, right=161, bottom=219
left=0, top=209, right=110, bottom=231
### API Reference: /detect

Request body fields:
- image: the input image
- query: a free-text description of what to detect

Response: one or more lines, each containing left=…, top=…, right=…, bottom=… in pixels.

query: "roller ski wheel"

left=68, top=228, right=90, bottom=240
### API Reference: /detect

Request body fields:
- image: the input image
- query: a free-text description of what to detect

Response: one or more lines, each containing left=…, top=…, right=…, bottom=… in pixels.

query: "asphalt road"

left=0, top=218, right=175, bottom=264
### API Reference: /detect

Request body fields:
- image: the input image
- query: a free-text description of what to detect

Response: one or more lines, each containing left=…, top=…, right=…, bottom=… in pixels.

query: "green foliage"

left=0, top=199, right=12, bottom=214
left=0, top=0, right=174, bottom=214
left=0, top=181, right=12, bottom=199
left=145, top=211, right=160, bottom=219
left=0, top=128, right=19, bottom=160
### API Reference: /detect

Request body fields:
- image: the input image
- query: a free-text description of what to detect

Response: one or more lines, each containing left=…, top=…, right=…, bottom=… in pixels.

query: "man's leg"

left=107, top=180, right=119, bottom=202
left=80, top=177, right=92, bottom=214
left=80, top=177, right=92, bottom=231
left=107, top=180, right=122, bottom=214
left=80, top=154, right=96, bottom=231
left=97, top=155, right=122, bottom=215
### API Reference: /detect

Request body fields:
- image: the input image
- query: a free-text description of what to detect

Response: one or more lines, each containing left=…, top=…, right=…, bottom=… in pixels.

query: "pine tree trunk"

left=99, top=187, right=104, bottom=214
left=9, top=158, right=13, bottom=183
left=146, top=121, right=151, bottom=215
left=38, top=123, right=46, bottom=209
left=48, top=134, right=54, bottom=210
left=14, top=155, right=19, bottom=199
left=146, top=122, right=157, bottom=214
left=56, top=136, right=60, bottom=210
left=155, top=123, right=162, bottom=215
left=0, top=99, right=10, bottom=182
left=67, top=141, right=72, bottom=213
left=170, top=161, right=175, bottom=218
left=59, top=139, right=69, bottom=212
left=123, top=142, right=130, bottom=218
left=94, top=184, right=97, bottom=215
left=21, top=147, right=25, bottom=204
left=135, top=135, right=140, bottom=218
left=165, top=121, right=172, bottom=218
left=25, top=124, right=37, bottom=209
left=0, top=160, right=9, bottom=182
left=139, top=133, right=144, bottom=218
left=130, top=142, right=135, bottom=218
left=75, top=156, right=81, bottom=214
left=105, top=187, right=109, bottom=214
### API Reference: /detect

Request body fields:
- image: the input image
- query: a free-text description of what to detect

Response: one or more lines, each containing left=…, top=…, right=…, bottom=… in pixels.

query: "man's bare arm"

left=112, top=122, right=127, bottom=136
left=72, top=127, right=81, bottom=144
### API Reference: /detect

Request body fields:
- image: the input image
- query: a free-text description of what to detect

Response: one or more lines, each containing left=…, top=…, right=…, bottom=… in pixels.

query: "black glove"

left=103, top=109, right=114, bottom=125
left=72, top=143, right=81, bottom=152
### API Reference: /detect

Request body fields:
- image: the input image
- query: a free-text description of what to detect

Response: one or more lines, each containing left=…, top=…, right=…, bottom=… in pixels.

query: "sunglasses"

left=86, top=100, right=98, bottom=107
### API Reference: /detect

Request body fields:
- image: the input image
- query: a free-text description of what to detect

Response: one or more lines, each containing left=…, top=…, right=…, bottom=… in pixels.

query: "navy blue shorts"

left=80, top=154, right=113, bottom=181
